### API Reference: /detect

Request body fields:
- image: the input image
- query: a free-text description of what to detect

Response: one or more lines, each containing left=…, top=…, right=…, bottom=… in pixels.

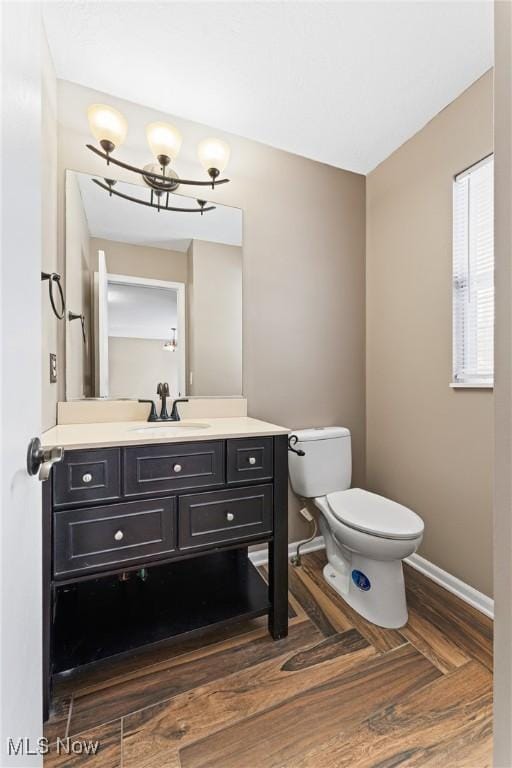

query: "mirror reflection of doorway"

left=95, top=252, right=186, bottom=399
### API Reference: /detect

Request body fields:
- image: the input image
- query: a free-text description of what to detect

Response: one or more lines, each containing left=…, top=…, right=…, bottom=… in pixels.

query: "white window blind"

left=452, top=155, right=494, bottom=386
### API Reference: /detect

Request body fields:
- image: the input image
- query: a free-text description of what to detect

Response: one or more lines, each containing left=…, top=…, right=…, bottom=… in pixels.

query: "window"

left=452, top=155, right=494, bottom=387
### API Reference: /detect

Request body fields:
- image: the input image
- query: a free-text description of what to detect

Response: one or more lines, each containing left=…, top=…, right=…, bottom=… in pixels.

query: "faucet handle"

left=139, top=399, right=158, bottom=422
left=170, top=398, right=189, bottom=422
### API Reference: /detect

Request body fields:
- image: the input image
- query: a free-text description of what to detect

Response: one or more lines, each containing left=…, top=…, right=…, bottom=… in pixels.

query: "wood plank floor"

left=44, top=551, right=493, bottom=768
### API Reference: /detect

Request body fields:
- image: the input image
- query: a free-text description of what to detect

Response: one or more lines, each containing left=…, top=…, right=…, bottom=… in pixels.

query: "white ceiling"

left=43, top=1, right=493, bottom=175
left=75, top=172, right=242, bottom=251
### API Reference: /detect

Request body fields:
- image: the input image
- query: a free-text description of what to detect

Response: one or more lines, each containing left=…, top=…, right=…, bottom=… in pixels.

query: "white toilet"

left=288, top=427, right=424, bottom=628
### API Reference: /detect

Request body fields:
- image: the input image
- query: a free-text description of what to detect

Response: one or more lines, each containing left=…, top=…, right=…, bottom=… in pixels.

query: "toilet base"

left=323, top=555, right=408, bottom=629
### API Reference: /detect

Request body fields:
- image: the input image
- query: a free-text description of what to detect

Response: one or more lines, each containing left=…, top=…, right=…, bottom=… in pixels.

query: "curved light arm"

left=86, top=144, right=229, bottom=188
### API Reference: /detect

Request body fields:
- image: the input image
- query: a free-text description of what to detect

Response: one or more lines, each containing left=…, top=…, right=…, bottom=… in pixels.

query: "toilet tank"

left=288, top=427, right=352, bottom=499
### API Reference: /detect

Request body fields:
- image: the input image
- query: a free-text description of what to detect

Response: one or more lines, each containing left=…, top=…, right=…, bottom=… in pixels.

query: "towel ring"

left=41, top=272, right=65, bottom=320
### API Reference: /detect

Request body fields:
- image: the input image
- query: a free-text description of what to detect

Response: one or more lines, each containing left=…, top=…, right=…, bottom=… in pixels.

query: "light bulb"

left=197, top=138, right=230, bottom=179
left=146, top=122, right=182, bottom=166
left=87, top=104, right=127, bottom=153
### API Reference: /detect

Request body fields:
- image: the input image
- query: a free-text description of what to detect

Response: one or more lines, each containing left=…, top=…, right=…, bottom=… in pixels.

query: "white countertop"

left=41, top=417, right=290, bottom=450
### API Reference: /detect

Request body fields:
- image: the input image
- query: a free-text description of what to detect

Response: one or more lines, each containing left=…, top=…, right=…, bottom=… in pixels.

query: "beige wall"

left=47, top=77, right=494, bottom=561
left=89, top=238, right=187, bottom=283
left=108, top=337, right=179, bottom=401
left=55, top=80, right=366, bottom=541
left=187, top=240, right=242, bottom=396
left=65, top=172, right=93, bottom=399
left=41, top=34, right=58, bottom=431
left=366, top=71, right=493, bottom=596
left=493, top=1, right=512, bottom=762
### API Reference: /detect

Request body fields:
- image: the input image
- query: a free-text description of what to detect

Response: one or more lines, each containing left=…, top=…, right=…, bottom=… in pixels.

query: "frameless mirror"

left=65, top=170, right=243, bottom=400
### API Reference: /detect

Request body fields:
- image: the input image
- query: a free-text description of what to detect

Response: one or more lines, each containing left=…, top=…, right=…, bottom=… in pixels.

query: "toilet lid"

left=326, top=488, right=424, bottom=540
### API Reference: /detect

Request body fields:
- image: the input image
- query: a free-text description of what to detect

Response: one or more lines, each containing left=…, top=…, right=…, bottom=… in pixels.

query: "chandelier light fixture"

left=86, top=104, right=231, bottom=214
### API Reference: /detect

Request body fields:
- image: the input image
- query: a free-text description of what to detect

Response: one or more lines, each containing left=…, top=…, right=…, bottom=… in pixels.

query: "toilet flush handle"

left=288, top=435, right=305, bottom=457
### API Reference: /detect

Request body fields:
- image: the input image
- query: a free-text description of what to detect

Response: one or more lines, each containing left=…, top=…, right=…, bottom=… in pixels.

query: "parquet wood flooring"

left=44, top=551, right=493, bottom=768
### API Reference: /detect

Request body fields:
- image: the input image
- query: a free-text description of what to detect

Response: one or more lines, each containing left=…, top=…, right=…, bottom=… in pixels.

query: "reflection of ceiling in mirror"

left=76, top=172, right=242, bottom=253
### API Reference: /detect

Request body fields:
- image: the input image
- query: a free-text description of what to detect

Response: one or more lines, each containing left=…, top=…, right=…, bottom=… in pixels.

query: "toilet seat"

left=326, top=488, right=424, bottom=541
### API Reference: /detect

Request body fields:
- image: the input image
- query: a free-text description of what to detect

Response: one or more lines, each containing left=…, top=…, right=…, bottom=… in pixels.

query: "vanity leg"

left=269, top=435, right=288, bottom=640
left=42, top=480, right=52, bottom=721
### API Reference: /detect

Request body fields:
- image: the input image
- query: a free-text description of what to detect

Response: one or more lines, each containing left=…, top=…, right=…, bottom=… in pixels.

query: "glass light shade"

left=87, top=104, right=128, bottom=149
left=146, top=122, right=182, bottom=162
left=197, top=138, right=230, bottom=174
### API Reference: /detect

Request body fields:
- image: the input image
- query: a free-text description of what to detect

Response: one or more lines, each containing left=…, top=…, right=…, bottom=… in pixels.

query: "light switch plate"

left=49, top=353, right=57, bottom=383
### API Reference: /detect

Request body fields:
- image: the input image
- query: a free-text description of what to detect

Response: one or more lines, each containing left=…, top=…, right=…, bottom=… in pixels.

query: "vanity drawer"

left=179, top=484, right=273, bottom=550
left=123, top=441, right=225, bottom=497
left=53, top=497, right=177, bottom=578
left=226, top=437, right=274, bottom=484
left=53, top=448, right=121, bottom=508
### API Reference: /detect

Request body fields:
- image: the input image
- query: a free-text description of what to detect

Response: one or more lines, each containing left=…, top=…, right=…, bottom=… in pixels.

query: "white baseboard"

left=248, top=535, right=325, bottom=567
left=250, top=536, right=494, bottom=620
left=405, top=553, right=494, bottom=619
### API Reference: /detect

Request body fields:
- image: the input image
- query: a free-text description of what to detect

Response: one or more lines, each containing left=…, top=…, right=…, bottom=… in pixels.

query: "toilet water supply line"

left=290, top=501, right=318, bottom=567
left=287, top=434, right=317, bottom=566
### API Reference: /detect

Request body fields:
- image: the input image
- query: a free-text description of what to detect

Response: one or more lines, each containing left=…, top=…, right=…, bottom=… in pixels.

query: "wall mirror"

left=65, top=170, right=243, bottom=400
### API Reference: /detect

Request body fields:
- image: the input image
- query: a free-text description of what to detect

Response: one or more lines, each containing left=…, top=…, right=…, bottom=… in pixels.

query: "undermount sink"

left=131, top=422, right=210, bottom=436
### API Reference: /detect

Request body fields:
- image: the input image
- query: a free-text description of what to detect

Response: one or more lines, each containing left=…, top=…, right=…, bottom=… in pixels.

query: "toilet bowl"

left=288, top=428, right=424, bottom=629
left=315, top=490, right=423, bottom=628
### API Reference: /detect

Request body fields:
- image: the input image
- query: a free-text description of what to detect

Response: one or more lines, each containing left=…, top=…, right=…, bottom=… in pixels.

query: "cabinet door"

left=54, top=497, right=177, bottom=578
left=179, top=485, right=273, bottom=550
left=123, top=441, right=225, bottom=497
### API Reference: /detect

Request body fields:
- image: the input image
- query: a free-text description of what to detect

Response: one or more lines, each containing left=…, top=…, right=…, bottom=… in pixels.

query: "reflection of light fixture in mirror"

left=85, top=103, right=231, bottom=214
left=163, top=328, right=177, bottom=352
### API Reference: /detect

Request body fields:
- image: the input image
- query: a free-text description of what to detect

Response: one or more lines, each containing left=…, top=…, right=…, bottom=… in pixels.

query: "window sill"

left=449, top=382, right=494, bottom=390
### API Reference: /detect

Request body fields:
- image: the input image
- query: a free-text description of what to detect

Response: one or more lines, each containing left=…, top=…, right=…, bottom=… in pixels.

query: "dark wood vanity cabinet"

left=43, top=434, right=288, bottom=719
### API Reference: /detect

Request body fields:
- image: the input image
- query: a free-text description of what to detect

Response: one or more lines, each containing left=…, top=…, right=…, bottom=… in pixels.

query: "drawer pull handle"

left=248, top=457, right=257, bottom=465
left=82, top=473, right=93, bottom=484
left=173, top=463, right=182, bottom=473
left=114, top=530, right=124, bottom=542
left=226, top=512, right=235, bottom=522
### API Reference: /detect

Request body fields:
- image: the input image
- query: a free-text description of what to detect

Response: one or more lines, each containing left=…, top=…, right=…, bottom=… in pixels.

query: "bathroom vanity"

left=41, top=416, right=289, bottom=719
left=40, top=164, right=290, bottom=719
